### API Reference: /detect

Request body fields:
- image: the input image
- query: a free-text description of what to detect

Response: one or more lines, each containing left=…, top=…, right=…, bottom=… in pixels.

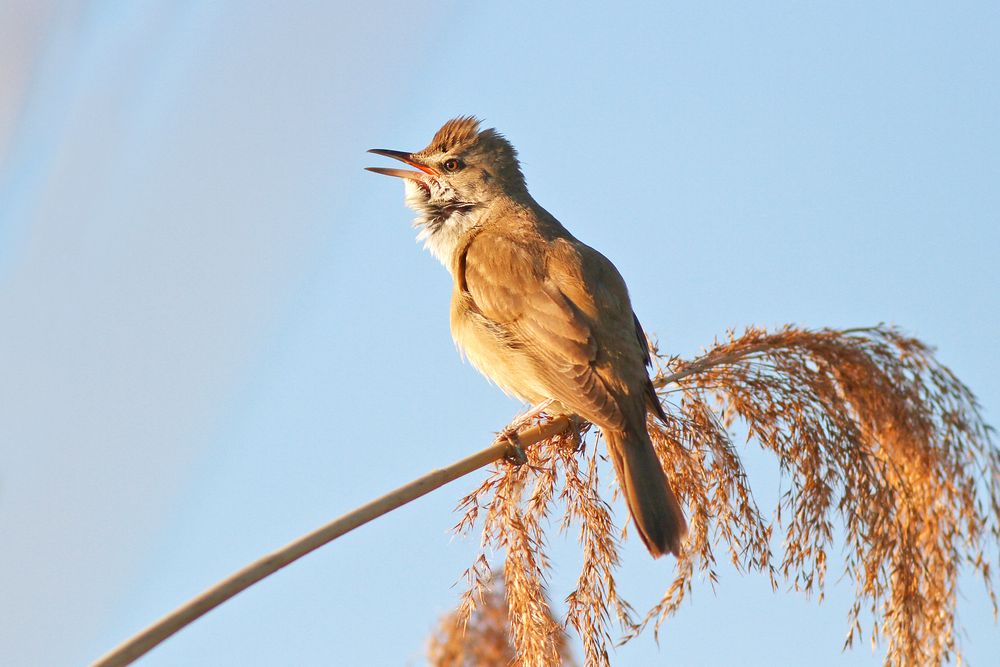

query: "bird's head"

left=366, top=117, right=527, bottom=265
left=367, top=116, right=526, bottom=214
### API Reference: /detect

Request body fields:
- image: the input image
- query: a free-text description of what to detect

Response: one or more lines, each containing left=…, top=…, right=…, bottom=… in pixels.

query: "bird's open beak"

left=365, top=149, right=438, bottom=181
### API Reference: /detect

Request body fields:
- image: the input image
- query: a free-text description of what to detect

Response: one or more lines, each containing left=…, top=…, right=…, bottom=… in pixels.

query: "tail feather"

left=605, top=427, right=687, bottom=558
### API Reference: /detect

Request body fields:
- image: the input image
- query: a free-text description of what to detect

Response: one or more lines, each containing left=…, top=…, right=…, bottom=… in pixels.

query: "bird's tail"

left=605, top=426, right=687, bottom=558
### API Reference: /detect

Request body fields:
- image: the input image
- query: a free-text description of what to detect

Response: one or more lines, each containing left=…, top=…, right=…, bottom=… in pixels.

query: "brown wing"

left=632, top=312, right=669, bottom=423
left=460, top=231, right=649, bottom=429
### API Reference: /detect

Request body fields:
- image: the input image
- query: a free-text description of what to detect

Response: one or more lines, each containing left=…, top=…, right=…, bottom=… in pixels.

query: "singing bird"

left=366, top=117, right=687, bottom=557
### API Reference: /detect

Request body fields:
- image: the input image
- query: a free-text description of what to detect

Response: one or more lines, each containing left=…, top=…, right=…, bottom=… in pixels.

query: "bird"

left=366, top=117, right=687, bottom=558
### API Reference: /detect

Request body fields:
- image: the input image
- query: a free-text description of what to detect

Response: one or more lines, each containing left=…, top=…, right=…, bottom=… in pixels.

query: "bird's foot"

left=499, top=400, right=555, bottom=466
left=500, top=428, right=527, bottom=466
left=562, top=415, right=587, bottom=452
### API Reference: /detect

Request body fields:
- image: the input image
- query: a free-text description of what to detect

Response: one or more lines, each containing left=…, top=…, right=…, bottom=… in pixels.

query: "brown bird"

left=366, top=117, right=687, bottom=557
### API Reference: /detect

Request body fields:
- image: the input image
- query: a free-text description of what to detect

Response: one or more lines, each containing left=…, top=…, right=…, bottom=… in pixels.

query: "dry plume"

left=428, top=572, right=575, bottom=667
left=447, top=325, right=998, bottom=667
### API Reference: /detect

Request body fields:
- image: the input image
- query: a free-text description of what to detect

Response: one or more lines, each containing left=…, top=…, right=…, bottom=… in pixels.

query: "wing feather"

left=461, top=230, right=652, bottom=429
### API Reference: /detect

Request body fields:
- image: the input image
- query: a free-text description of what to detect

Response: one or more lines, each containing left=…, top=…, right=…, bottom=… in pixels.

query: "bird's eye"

left=442, top=158, right=463, bottom=172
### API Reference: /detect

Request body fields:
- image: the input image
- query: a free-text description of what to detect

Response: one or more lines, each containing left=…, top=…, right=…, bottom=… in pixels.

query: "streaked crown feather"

left=428, top=116, right=483, bottom=152
left=419, top=116, right=524, bottom=187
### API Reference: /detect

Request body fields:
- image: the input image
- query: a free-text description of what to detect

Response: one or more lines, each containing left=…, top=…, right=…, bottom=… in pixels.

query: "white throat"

left=403, top=179, right=482, bottom=271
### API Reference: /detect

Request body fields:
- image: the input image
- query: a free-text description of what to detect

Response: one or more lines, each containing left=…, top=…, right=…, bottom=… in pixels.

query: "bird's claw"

left=501, top=429, right=527, bottom=466
left=564, top=417, right=586, bottom=452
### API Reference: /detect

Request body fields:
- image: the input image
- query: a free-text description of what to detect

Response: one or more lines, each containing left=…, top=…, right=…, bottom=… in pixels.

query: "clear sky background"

left=1, top=2, right=997, bottom=665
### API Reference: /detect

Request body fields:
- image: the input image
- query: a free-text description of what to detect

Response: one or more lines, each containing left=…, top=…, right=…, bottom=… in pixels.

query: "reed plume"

left=428, top=570, right=576, bottom=667
left=447, top=325, right=998, bottom=666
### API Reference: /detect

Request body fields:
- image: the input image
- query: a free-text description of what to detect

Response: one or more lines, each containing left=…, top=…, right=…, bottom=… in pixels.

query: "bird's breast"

left=449, top=293, right=548, bottom=405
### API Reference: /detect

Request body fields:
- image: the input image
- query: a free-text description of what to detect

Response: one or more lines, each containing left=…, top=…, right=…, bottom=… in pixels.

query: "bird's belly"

left=450, top=302, right=549, bottom=405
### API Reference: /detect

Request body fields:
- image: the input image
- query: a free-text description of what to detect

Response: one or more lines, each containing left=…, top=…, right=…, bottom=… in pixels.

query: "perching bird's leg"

left=498, top=400, right=554, bottom=466
left=501, top=429, right=527, bottom=466
left=563, top=415, right=588, bottom=452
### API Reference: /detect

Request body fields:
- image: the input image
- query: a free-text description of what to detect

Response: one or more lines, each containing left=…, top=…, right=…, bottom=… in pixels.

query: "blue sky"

left=1, top=2, right=997, bottom=665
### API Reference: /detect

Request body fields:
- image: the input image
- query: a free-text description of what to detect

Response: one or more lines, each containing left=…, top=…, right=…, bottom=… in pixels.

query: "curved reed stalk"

left=90, top=419, right=566, bottom=667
